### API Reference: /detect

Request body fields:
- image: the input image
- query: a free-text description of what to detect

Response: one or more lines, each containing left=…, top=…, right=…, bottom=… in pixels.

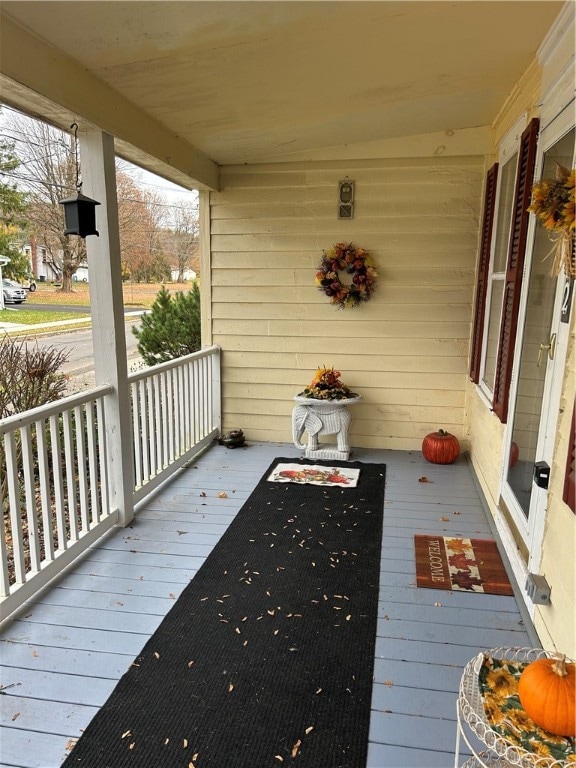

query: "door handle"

left=537, top=333, right=556, bottom=367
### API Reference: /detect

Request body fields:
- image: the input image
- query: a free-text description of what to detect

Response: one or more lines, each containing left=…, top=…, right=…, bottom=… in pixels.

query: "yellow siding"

left=466, top=5, right=576, bottom=657
left=536, top=313, right=576, bottom=657
left=209, top=156, right=483, bottom=448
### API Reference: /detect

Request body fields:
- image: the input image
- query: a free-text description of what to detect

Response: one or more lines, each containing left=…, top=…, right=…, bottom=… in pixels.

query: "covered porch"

left=0, top=2, right=574, bottom=764
left=0, top=441, right=535, bottom=768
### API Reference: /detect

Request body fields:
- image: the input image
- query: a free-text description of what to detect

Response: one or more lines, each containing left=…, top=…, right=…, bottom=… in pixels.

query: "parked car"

left=2, top=279, right=27, bottom=304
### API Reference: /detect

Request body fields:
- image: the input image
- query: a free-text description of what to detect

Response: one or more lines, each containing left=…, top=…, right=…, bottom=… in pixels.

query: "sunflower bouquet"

left=528, top=164, right=575, bottom=277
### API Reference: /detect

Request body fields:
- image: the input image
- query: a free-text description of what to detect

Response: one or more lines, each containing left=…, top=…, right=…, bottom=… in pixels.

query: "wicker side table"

left=455, top=647, right=575, bottom=768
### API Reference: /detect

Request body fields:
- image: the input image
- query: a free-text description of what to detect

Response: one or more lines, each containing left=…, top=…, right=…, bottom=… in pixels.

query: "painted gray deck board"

left=0, top=667, right=116, bottom=706
left=0, top=729, right=71, bottom=768
left=36, top=586, right=178, bottom=614
left=1, top=696, right=98, bottom=737
left=0, top=443, right=535, bottom=768
left=373, top=658, right=464, bottom=692
left=52, top=573, right=188, bottom=599
left=0, top=643, right=132, bottom=678
left=73, top=554, right=200, bottom=580
left=378, top=601, right=526, bottom=630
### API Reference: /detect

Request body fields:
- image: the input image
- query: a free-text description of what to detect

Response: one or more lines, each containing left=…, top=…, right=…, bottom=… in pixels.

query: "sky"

left=1, top=104, right=199, bottom=216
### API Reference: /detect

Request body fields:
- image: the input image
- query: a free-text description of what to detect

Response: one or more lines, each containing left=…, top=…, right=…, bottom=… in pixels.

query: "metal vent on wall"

left=525, top=573, right=551, bottom=605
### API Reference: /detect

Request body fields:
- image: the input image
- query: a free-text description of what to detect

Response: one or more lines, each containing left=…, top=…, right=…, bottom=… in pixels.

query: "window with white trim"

left=477, top=118, right=525, bottom=400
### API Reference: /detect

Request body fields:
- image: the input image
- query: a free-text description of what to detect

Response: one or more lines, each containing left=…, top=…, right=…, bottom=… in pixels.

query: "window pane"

left=482, top=278, right=504, bottom=391
left=492, top=154, right=518, bottom=273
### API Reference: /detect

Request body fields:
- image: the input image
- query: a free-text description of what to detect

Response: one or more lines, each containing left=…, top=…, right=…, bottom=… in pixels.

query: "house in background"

left=22, top=238, right=60, bottom=282
left=0, top=1, right=573, bottom=659
left=170, top=267, right=196, bottom=282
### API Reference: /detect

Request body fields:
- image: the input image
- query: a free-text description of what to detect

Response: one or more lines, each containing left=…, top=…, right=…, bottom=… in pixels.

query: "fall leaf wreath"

left=528, top=164, right=575, bottom=278
left=315, top=242, right=377, bottom=309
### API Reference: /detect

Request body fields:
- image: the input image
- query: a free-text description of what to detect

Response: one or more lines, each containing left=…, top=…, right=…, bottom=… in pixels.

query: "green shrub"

left=132, top=284, right=201, bottom=366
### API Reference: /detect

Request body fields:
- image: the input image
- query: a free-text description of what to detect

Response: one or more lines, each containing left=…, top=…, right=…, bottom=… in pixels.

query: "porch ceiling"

left=0, top=1, right=563, bottom=185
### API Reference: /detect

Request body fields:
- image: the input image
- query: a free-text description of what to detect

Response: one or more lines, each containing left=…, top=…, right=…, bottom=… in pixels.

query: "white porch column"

left=79, top=130, right=134, bottom=526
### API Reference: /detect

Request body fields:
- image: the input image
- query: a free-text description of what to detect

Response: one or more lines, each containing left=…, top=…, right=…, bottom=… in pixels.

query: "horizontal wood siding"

left=211, top=157, right=483, bottom=449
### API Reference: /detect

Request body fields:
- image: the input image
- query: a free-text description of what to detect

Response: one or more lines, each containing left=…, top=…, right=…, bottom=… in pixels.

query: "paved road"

left=10, top=303, right=91, bottom=313
left=34, top=322, right=142, bottom=375
left=10, top=303, right=145, bottom=313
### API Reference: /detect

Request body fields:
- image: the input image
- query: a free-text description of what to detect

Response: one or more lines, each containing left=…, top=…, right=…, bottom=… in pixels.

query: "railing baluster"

left=178, top=362, right=186, bottom=451
left=85, top=400, right=100, bottom=524
left=21, top=425, right=41, bottom=573
left=131, top=381, right=143, bottom=489
left=153, top=373, right=162, bottom=473
left=140, top=379, right=150, bottom=483
left=96, top=397, right=109, bottom=518
left=4, top=433, right=26, bottom=584
left=167, top=369, right=175, bottom=463
left=75, top=405, right=90, bottom=533
left=161, top=371, right=168, bottom=469
left=36, top=418, right=54, bottom=562
left=0, top=479, right=10, bottom=597
left=178, top=363, right=185, bottom=452
left=62, top=409, right=79, bottom=542
left=49, top=414, right=67, bottom=551
left=192, top=358, right=199, bottom=445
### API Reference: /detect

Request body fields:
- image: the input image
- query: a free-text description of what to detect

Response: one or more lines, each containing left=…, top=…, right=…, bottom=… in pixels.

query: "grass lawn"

left=0, top=309, right=85, bottom=325
left=27, top=281, right=194, bottom=309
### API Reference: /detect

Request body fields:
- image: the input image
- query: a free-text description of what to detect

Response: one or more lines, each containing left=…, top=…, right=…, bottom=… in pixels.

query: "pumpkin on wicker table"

left=422, top=429, right=460, bottom=464
left=518, top=654, right=576, bottom=737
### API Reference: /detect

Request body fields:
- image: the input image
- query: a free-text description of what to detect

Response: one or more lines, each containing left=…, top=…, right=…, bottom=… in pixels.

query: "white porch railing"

left=130, top=346, right=221, bottom=504
left=0, top=345, right=221, bottom=623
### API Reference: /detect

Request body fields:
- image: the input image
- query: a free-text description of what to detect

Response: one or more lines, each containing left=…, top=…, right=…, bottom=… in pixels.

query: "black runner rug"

left=63, top=458, right=386, bottom=768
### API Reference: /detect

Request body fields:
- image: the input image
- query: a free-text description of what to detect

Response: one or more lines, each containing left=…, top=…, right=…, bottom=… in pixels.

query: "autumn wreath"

left=528, top=164, right=575, bottom=277
left=315, top=242, right=377, bottom=309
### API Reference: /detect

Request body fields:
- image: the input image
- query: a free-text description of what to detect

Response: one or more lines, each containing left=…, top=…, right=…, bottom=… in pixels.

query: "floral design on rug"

left=267, top=463, right=360, bottom=487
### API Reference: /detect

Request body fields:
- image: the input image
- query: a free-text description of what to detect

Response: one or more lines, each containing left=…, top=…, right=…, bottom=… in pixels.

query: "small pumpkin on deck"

left=422, top=429, right=460, bottom=465
left=518, top=654, right=576, bottom=736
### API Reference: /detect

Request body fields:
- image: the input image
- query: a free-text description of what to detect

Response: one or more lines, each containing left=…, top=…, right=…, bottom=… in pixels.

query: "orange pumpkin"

left=422, top=429, right=460, bottom=465
left=518, top=655, right=576, bottom=736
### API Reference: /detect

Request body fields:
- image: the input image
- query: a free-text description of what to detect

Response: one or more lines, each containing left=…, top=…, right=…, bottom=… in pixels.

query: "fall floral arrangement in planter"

left=528, top=164, right=575, bottom=278
left=298, top=367, right=358, bottom=401
left=316, top=242, right=377, bottom=309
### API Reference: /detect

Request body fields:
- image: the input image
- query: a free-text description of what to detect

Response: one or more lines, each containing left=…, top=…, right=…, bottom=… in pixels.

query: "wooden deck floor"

left=0, top=443, right=536, bottom=768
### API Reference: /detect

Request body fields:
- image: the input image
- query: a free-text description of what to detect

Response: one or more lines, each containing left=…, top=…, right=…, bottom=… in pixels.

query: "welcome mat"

left=414, top=535, right=514, bottom=595
left=267, top=462, right=360, bottom=486
left=62, top=458, right=386, bottom=768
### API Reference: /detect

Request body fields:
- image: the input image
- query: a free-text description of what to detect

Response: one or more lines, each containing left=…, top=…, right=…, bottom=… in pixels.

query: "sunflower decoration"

left=478, top=655, right=576, bottom=761
left=528, top=164, right=575, bottom=278
left=316, top=242, right=377, bottom=309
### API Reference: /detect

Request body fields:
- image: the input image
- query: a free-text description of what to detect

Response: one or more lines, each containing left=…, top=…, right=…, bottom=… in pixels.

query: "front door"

left=501, top=118, right=574, bottom=572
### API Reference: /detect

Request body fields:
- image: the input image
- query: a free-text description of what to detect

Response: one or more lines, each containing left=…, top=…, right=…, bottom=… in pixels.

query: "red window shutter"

left=470, top=163, right=499, bottom=383
left=564, top=401, right=576, bottom=513
left=492, top=118, right=539, bottom=423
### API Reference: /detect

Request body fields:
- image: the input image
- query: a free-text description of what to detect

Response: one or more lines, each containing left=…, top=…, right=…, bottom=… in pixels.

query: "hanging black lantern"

left=59, top=190, right=100, bottom=237
left=58, top=122, right=100, bottom=238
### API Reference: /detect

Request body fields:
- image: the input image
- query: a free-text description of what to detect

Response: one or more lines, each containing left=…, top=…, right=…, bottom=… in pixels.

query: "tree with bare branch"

left=4, top=112, right=86, bottom=291
left=167, top=197, right=199, bottom=282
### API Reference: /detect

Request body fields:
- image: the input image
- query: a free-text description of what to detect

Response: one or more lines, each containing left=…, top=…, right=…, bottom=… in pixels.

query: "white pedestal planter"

left=292, top=395, right=361, bottom=461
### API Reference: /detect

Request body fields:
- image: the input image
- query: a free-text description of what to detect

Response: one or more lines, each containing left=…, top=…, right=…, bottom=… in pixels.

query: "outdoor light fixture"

left=338, top=178, right=354, bottom=219
left=59, top=123, right=100, bottom=238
